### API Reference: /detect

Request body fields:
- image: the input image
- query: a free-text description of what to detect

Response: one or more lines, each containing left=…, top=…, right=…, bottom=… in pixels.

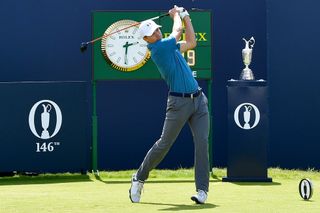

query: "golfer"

left=129, top=5, right=209, bottom=204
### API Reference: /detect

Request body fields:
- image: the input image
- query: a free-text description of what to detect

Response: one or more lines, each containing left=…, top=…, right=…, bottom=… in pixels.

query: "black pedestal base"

left=222, top=177, right=272, bottom=182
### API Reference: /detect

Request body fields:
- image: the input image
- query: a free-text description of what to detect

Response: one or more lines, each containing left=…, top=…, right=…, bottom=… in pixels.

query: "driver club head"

left=80, top=42, right=89, bottom=52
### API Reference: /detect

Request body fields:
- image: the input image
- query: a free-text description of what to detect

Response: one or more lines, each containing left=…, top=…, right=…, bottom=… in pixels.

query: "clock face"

left=101, top=20, right=150, bottom=72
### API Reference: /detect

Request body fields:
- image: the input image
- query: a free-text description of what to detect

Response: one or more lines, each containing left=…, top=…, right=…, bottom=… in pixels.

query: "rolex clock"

left=101, top=20, right=150, bottom=72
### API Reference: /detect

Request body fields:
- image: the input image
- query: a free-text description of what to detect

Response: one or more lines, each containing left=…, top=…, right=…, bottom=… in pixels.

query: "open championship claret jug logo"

left=234, top=103, right=260, bottom=130
left=28, top=100, right=62, bottom=139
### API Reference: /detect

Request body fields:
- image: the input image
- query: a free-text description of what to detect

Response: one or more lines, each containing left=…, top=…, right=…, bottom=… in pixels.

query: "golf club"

left=80, top=12, right=171, bottom=52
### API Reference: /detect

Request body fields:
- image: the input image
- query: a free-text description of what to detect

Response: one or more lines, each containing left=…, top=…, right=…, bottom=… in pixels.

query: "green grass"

left=0, top=168, right=319, bottom=213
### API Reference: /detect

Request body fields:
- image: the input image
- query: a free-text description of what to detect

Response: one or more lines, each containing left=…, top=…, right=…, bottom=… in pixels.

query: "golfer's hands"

left=169, top=5, right=180, bottom=19
left=170, top=5, right=189, bottom=20
left=179, top=8, right=189, bottom=20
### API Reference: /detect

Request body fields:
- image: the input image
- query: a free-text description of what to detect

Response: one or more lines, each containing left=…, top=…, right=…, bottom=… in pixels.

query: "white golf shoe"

left=191, top=190, right=207, bottom=204
left=129, top=174, right=144, bottom=203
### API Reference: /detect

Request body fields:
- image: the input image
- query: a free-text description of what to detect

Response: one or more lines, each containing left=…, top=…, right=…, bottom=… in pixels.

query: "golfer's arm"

left=180, top=16, right=197, bottom=53
left=171, top=13, right=183, bottom=42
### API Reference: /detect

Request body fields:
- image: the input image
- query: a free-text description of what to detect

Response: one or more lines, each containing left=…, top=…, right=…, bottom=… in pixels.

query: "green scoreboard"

left=93, top=11, right=212, bottom=80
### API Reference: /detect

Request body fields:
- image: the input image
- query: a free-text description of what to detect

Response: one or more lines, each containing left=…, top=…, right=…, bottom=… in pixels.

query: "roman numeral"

left=133, top=57, right=137, bottom=63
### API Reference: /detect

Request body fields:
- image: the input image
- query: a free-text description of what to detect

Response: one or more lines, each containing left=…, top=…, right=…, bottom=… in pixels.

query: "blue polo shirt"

left=147, top=36, right=198, bottom=93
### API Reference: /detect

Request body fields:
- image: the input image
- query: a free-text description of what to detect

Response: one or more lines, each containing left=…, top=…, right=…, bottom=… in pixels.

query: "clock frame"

left=101, top=20, right=151, bottom=72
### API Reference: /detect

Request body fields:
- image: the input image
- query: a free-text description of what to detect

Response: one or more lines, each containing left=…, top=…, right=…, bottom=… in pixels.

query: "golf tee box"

left=223, top=80, right=272, bottom=182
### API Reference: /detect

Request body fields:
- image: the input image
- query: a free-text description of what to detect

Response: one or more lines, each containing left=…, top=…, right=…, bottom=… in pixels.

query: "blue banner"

left=0, top=82, right=90, bottom=173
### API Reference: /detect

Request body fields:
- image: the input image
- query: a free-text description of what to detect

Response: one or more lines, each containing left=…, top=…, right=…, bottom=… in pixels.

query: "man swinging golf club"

left=129, top=5, right=210, bottom=204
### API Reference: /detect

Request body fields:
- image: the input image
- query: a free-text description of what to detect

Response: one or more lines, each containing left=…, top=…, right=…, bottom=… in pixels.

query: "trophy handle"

left=244, top=105, right=252, bottom=112
left=42, top=104, right=52, bottom=113
left=249, top=37, right=255, bottom=48
left=46, top=104, right=52, bottom=113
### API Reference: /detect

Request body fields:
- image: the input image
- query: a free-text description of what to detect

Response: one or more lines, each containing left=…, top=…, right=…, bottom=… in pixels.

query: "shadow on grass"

left=300, top=199, right=314, bottom=202
left=94, top=172, right=221, bottom=184
left=0, top=174, right=92, bottom=185
left=139, top=202, right=218, bottom=211
left=230, top=181, right=281, bottom=186
left=94, top=177, right=220, bottom=185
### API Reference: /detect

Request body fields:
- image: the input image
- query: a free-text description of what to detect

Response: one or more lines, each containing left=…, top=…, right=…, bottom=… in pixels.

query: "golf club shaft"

left=87, top=13, right=169, bottom=45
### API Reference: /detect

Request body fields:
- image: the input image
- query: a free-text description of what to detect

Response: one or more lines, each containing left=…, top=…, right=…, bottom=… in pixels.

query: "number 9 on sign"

left=182, top=50, right=195, bottom=66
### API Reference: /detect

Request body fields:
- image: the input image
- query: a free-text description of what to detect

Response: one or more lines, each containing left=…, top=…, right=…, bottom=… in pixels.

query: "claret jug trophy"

left=240, top=37, right=255, bottom=80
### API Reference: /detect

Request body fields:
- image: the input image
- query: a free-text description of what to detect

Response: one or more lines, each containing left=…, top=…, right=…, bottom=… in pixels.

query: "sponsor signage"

left=0, top=82, right=89, bottom=173
left=93, top=10, right=212, bottom=80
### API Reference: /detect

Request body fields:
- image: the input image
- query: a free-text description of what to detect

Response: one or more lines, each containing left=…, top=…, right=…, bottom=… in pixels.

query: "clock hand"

left=123, top=41, right=139, bottom=65
left=124, top=54, right=128, bottom=65
left=127, top=41, right=139, bottom=47
left=123, top=41, right=129, bottom=65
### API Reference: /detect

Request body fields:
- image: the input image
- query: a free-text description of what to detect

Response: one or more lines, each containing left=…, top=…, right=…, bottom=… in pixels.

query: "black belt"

left=169, top=89, right=202, bottom=98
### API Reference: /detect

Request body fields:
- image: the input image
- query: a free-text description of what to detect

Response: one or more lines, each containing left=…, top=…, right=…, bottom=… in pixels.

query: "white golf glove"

left=179, top=8, right=189, bottom=20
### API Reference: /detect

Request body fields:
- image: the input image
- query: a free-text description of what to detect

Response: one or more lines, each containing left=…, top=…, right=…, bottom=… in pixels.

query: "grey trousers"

left=136, top=92, right=210, bottom=192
